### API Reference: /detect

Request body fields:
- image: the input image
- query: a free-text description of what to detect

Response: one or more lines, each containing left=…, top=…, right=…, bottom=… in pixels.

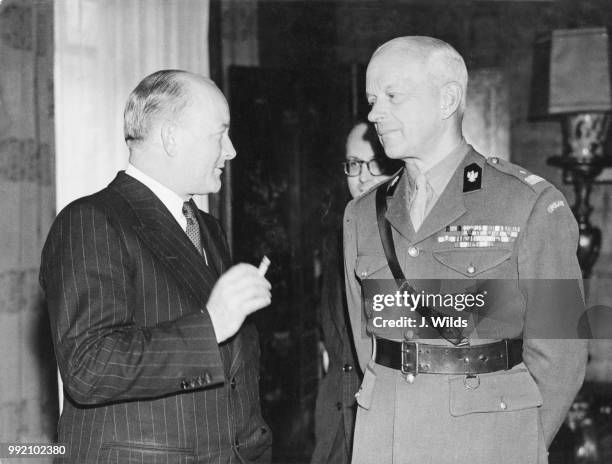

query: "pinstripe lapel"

left=110, top=172, right=219, bottom=309
left=192, top=203, right=227, bottom=278
left=192, top=202, right=245, bottom=376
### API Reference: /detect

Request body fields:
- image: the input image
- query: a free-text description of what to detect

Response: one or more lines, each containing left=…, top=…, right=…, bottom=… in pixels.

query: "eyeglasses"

left=343, top=158, right=385, bottom=177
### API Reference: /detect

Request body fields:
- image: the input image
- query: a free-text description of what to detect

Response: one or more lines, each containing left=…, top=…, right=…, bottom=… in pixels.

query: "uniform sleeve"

left=517, top=186, right=588, bottom=446
left=40, top=202, right=225, bottom=405
left=343, top=201, right=372, bottom=373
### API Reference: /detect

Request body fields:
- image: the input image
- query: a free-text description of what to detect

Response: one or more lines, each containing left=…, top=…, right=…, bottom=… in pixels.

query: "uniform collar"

left=424, top=138, right=470, bottom=198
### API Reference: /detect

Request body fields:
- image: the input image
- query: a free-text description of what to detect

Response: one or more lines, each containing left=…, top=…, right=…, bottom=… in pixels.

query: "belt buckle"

left=401, top=341, right=418, bottom=383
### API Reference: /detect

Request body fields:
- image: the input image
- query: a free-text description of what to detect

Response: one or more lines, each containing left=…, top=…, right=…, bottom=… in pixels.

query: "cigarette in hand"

left=258, top=256, right=271, bottom=276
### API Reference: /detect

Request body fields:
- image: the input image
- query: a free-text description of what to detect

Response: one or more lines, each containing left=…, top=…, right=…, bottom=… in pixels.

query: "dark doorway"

left=228, top=65, right=364, bottom=463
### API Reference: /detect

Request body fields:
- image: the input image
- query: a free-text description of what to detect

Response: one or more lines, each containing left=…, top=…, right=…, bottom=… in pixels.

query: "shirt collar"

left=125, top=163, right=188, bottom=231
left=424, top=138, right=470, bottom=197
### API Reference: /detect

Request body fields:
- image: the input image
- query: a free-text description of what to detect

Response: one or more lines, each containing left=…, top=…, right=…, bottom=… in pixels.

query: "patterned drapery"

left=0, top=0, right=58, bottom=448
left=54, top=0, right=211, bottom=211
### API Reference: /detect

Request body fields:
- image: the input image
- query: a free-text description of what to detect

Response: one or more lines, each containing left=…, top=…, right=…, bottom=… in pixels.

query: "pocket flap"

left=355, top=255, right=390, bottom=280
left=449, top=368, right=542, bottom=417
left=355, top=362, right=377, bottom=410
left=433, top=249, right=511, bottom=277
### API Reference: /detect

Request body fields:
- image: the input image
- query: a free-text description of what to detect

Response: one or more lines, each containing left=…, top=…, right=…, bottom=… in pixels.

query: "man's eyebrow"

left=384, top=84, right=402, bottom=92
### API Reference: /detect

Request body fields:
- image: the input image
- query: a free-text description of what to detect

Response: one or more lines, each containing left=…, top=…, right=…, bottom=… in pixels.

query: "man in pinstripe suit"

left=40, top=70, right=272, bottom=463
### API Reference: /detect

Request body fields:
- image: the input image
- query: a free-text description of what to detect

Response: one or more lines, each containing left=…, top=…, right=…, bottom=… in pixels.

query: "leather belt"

left=374, top=338, right=523, bottom=376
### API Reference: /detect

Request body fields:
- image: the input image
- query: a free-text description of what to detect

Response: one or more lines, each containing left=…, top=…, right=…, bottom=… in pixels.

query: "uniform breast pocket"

left=355, top=255, right=392, bottom=281
left=433, top=248, right=512, bottom=277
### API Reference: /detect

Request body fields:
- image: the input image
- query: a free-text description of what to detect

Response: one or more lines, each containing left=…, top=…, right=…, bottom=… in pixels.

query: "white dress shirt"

left=125, top=163, right=187, bottom=231
left=125, top=164, right=209, bottom=265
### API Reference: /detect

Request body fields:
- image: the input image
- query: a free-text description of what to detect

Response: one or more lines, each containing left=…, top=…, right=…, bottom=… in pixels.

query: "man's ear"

left=161, top=120, right=177, bottom=157
left=440, top=82, right=463, bottom=119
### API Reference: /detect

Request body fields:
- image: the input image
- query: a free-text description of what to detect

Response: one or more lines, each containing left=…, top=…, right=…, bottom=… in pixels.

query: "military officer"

left=343, top=36, right=588, bottom=464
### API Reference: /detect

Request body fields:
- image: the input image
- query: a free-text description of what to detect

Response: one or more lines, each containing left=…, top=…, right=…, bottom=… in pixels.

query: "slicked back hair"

left=124, top=69, right=191, bottom=148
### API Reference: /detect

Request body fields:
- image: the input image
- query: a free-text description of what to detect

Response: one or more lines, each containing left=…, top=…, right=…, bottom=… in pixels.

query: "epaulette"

left=486, top=156, right=551, bottom=194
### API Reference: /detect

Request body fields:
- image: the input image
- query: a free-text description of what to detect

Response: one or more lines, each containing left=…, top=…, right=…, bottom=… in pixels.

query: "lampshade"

left=529, top=27, right=612, bottom=119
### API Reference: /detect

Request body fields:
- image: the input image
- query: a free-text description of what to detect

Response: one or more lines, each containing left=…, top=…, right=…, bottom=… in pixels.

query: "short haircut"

left=373, top=36, right=468, bottom=111
left=123, top=69, right=191, bottom=147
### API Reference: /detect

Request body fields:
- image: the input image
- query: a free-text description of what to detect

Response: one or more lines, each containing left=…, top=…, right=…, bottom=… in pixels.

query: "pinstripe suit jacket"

left=40, top=172, right=272, bottom=464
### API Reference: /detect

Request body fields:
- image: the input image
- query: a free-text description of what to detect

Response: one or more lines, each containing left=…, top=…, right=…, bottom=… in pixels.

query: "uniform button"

left=343, top=364, right=353, bottom=372
left=490, top=157, right=499, bottom=164
left=408, top=246, right=420, bottom=257
left=467, top=265, right=475, bottom=275
left=360, top=271, right=368, bottom=279
left=404, top=329, right=414, bottom=339
left=230, top=378, right=236, bottom=389
left=180, top=380, right=189, bottom=390
left=336, top=402, right=343, bottom=410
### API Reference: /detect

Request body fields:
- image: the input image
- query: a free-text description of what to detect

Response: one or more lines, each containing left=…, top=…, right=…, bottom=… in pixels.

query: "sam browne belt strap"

left=375, top=173, right=466, bottom=346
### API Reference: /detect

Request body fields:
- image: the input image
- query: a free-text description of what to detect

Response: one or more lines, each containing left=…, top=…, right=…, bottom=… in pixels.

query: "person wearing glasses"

left=311, top=122, right=401, bottom=464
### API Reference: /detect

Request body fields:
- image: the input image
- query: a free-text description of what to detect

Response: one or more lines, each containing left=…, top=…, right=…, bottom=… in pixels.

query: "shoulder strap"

left=376, top=179, right=404, bottom=280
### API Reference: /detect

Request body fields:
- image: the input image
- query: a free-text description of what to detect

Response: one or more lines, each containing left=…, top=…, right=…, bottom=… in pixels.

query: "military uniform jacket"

left=343, top=147, right=588, bottom=464
left=40, top=172, right=272, bottom=463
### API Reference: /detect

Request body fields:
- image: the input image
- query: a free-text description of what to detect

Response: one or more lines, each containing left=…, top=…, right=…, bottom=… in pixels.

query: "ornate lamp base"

left=547, top=112, right=612, bottom=278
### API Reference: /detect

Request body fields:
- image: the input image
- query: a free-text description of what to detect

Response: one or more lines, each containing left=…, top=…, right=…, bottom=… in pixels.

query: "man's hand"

left=206, top=263, right=272, bottom=343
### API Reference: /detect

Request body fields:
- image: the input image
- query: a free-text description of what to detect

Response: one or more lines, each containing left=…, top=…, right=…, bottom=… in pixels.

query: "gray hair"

left=123, top=69, right=191, bottom=147
left=373, top=36, right=468, bottom=111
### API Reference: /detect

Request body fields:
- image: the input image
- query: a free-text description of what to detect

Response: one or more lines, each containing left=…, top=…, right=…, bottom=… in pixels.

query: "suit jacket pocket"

left=100, top=442, right=196, bottom=464
left=449, top=368, right=542, bottom=417
left=355, top=362, right=377, bottom=410
left=433, top=248, right=512, bottom=277
left=355, top=255, right=391, bottom=281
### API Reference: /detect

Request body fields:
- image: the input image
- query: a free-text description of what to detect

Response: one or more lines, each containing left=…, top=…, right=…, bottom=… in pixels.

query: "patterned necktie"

left=405, top=160, right=434, bottom=231
left=182, top=201, right=208, bottom=265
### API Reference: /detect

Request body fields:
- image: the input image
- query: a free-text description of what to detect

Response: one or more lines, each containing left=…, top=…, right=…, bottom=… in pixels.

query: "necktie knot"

left=182, top=201, right=197, bottom=222
left=182, top=201, right=207, bottom=264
